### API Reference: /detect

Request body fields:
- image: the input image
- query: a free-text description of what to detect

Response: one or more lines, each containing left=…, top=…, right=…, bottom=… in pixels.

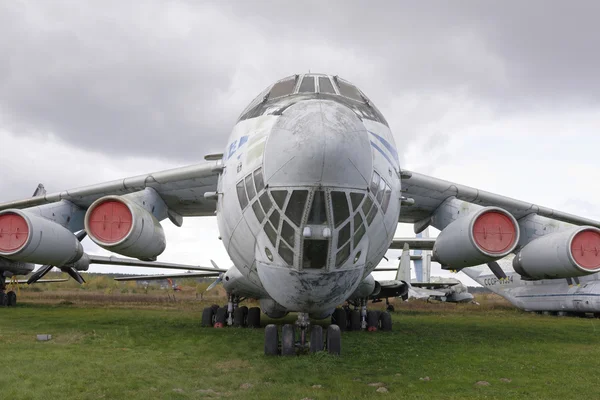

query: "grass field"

left=2, top=292, right=600, bottom=399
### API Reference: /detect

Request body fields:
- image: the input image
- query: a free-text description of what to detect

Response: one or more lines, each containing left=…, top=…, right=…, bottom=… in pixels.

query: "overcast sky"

left=2, top=1, right=600, bottom=285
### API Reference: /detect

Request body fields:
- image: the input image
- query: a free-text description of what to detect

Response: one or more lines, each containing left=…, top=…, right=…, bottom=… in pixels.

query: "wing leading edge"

left=0, top=161, right=222, bottom=217
left=399, top=170, right=600, bottom=228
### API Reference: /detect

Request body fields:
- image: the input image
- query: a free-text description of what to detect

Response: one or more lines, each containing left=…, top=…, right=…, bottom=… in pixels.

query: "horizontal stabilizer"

left=114, top=272, right=221, bottom=281
left=88, top=255, right=228, bottom=273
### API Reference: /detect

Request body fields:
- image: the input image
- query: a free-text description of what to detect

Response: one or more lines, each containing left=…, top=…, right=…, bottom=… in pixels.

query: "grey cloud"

left=1, top=1, right=600, bottom=163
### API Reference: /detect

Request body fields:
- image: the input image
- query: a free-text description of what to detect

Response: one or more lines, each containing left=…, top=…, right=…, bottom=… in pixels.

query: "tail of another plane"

left=413, top=228, right=431, bottom=282
left=396, top=243, right=411, bottom=282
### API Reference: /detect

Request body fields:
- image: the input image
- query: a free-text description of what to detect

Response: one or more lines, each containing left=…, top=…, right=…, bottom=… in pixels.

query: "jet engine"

left=84, top=195, right=166, bottom=260
left=0, top=209, right=83, bottom=266
left=433, top=207, right=519, bottom=269
left=513, top=226, right=600, bottom=279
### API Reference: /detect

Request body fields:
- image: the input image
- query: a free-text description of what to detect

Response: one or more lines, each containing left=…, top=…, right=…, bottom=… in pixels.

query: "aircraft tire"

left=247, top=307, right=261, bottom=328
left=7, top=291, right=16, bottom=307
left=380, top=312, right=392, bottom=331
left=331, top=308, right=347, bottom=331
left=367, top=310, right=380, bottom=331
left=281, top=324, right=296, bottom=356
left=214, top=307, right=227, bottom=327
left=326, top=325, right=341, bottom=355
left=201, top=307, right=215, bottom=327
left=309, top=325, right=324, bottom=353
left=349, top=310, right=361, bottom=331
left=264, top=324, right=279, bottom=356
left=233, top=307, right=246, bottom=327
left=0, top=292, right=7, bottom=307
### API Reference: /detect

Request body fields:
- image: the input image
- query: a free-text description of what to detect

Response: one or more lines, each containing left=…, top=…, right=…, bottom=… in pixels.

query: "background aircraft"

left=1, top=73, right=600, bottom=356
left=464, top=256, right=600, bottom=316
left=375, top=240, right=474, bottom=307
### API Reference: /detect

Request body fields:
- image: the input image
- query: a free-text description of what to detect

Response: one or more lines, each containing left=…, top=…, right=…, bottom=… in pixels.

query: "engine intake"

left=513, top=226, right=600, bottom=279
left=433, top=207, right=519, bottom=269
left=84, top=196, right=166, bottom=260
left=0, top=209, right=83, bottom=266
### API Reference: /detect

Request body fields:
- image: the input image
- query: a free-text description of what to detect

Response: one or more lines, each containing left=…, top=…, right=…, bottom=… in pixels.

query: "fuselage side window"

left=298, top=75, right=316, bottom=93
left=269, top=76, right=297, bottom=99
left=318, top=77, right=336, bottom=94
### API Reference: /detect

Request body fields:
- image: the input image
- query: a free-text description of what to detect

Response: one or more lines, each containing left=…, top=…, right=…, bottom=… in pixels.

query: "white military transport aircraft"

left=464, top=256, right=600, bottom=316
left=1, top=73, right=600, bottom=355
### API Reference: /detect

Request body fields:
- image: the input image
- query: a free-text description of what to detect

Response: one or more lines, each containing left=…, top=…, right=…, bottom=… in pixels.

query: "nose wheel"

left=264, top=313, right=341, bottom=356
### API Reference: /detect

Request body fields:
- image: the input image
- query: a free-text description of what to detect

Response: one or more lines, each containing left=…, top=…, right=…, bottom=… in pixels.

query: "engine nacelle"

left=433, top=207, right=520, bottom=269
left=0, top=209, right=83, bottom=266
left=348, top=274, right=378, bottom=300
left=513, top=226, right=600, bottom=279
left=84, top=196, right=166, bottom=260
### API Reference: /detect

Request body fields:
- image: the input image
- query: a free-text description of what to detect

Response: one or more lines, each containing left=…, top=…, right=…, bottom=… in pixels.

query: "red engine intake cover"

left=571, top=229, right=600, bottom=270
left=472, top=211, right=517, bottom=254
left=87, top=200, right=133, bottom=244
left=0, top=213, right=29, bottom=252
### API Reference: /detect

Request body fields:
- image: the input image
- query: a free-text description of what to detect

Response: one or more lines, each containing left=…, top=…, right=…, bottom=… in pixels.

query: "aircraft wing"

left=410, top=282, right=459, bottom=289
left=114, top=272, right=222, bottom=281
left=399, top=170, right=600, bottom=228
left=409, top=286, right=446, bottom=298
left=88, top=255, right=228, bottom=273
left=389, top=238, right=436, bottom=250
left=0, top=161, right=221, bottom=216
left=16, top=278, right=69, bottom=284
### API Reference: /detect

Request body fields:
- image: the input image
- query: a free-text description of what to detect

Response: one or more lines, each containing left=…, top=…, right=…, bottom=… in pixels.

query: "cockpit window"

left=236, top=180, right=248, bottom=210
left=269, top=76, right=297, bottom=99
left=318, top=77, right=336, bottom=94
left=285, top=190, right=309, bottom=226
left=245, top=175, right=256, bottom=200
left=336, top=78, right=364, bottom=102
left=331, top=191, right=350, bottom=228
left=370, top=172, right=380, bottom=195
left=308, top=190, right=327, bottom=224
left=253, top=168, right=265, bottom=193
left=298, top=75, right=316, bottom=93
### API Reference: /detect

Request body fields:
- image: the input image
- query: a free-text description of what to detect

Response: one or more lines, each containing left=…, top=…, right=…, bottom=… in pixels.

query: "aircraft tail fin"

left=414, top=228, right=431, bottom=282
left=396, top=243, right=411, bottom=282
left=32, top=184, right=46, bottom=197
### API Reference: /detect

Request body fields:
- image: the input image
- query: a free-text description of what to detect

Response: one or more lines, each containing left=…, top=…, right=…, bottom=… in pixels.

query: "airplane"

left=1, top=73, right=600, bottom=356
left=463, top=256, right=600, bottom=316
left=374, top=242, right=474, bottom=308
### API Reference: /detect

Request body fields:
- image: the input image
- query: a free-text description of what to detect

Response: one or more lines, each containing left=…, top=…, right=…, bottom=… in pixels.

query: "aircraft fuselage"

left=216, top=75, right=401, bottom=316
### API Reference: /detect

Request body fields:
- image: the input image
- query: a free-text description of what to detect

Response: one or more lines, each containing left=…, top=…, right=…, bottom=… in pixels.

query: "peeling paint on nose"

left=263, top=100, right=372, bottom=189
left=256, top=261, right=364, bottom=312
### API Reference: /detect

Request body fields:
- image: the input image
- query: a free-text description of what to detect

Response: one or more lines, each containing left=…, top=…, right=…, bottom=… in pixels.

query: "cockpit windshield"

left=238, top=73, right=387, bottom=126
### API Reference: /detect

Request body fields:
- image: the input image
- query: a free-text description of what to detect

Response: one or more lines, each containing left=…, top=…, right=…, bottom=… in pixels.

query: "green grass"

left=2, top=301, right=600, bottom=399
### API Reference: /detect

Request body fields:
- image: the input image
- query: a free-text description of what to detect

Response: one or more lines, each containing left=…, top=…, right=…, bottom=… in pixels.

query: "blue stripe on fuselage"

left=370, top=141, right=396, bottom=167
left=369, top=131, right=399, bottom=164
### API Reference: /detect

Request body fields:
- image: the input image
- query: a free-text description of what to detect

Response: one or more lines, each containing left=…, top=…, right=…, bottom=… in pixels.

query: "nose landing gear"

left=264, top=312, right=341, bottom=356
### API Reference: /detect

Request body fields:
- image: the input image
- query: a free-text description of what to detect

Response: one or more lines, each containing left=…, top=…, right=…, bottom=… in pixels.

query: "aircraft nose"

left=263, top=100, right=372, bottom=188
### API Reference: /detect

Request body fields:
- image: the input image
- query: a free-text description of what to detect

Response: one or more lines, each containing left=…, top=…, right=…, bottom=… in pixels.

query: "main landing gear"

left=337, top=299, right=393, bottom=332
left=264, top=312, right=342, bottom=356
left=200, top=294, right=260, bottom=328
left=0, top=278, right=17, bottom=307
